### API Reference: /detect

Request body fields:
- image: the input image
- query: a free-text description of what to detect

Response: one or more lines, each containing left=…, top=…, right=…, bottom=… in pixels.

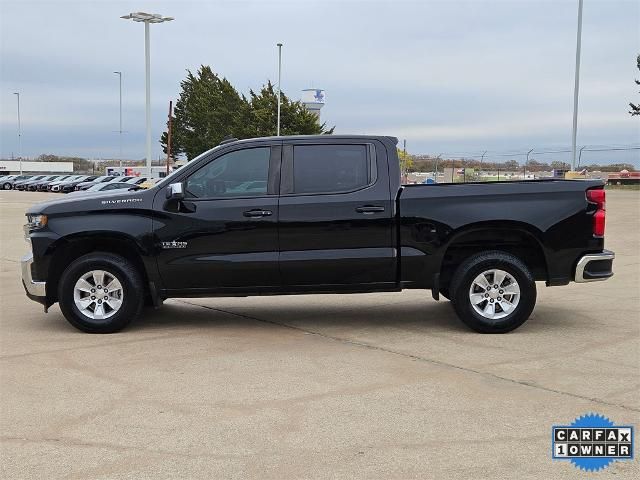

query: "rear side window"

left=292, top=144, right=372, bottom=194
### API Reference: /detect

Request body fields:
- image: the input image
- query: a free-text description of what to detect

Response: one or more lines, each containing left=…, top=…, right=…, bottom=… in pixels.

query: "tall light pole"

left=571, top=0, right=584, bottom=171
left=13, top=92, right=22, bottom=174
left=121, top=12, right=174, bottom=176
left=525, top=148, right=534, bottom=177
left=113, top=71, right=123, bottom=167
left=277, top=43, right=283, bottom=136
left=578, top=145, right=586, bottom=168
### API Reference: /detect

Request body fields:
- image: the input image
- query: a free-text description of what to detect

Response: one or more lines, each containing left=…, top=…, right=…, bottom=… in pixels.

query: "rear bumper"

left=574, top=250, right=615, bottom=283
left=21, top=251, right=47, bottom=304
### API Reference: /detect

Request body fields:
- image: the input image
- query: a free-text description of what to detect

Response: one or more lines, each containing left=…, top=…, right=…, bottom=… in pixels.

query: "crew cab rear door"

left=278, top=139, right=395, bottom=287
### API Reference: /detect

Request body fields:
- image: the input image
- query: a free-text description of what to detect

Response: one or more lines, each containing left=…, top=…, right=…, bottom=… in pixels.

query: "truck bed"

left=397, top=179, right=604, bottom=288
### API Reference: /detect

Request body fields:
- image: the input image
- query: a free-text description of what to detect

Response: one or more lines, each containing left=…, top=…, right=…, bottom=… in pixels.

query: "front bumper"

left=21, top=251, right=47, bottom=304
left=574, top=250, right=615, bottom=283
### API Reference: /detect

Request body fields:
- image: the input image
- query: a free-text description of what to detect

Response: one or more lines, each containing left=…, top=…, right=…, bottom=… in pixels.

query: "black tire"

left=2, top=182, right=12, bottom=190
left=58, top=252, right=144, bottom=333
left=449, top=250, right=536, bottom=333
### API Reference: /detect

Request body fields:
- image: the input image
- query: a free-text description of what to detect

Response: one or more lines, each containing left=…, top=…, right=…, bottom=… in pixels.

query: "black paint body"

left=24, top=135, right=607, bottom=307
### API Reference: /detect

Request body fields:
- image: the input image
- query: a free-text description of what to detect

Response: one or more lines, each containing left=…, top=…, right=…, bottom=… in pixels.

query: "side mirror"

left=166, top=182, right=185, bottom=200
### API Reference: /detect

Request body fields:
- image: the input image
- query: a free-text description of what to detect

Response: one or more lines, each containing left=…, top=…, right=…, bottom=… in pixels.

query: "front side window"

left=185, top=147, right=270, bottom=198
left=292, top=144, right=371, bottom=194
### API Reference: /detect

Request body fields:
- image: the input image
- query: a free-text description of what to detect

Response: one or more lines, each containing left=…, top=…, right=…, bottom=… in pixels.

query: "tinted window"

left=185, top=147, right=270, bottom=198
left=292, top=144, right=371, bottom=194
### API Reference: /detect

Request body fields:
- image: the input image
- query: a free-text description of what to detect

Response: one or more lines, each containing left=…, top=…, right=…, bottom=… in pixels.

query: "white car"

left=2, top=175, right=33, bottom=190
left=68, top=182, right=140, bottom=195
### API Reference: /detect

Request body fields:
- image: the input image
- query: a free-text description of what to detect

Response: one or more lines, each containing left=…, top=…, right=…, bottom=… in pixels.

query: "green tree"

left=397, top=148, right=414, bottom=175
left=160, top=66, right=250, bottom=160
left=630, top=54, right=640, bottom=116
left=503, top=160, right=520, bottom=170
left=161, top=67, right=333, bottom=160
left=247, top=81, right=333, bottom=137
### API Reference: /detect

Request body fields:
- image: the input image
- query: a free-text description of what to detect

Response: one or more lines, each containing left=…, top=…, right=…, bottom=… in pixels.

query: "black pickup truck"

left=21, top=135, right=614, bottom=333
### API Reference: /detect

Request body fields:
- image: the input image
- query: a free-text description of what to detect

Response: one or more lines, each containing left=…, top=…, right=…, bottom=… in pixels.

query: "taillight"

left=586, top=189, right=606, bottom=237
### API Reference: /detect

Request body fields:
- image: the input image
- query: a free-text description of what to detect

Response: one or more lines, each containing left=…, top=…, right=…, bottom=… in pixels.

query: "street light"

left=13, top=92, right=22, bottom=174
left=276, top=43, right=283, bottom=136
left=525, top=148, right=534, bottom=177
left=113, top=71, right=123, bottom=166
left=121, top=12, right=174, bottom=176
left=571, top=0, right=584, bottom=171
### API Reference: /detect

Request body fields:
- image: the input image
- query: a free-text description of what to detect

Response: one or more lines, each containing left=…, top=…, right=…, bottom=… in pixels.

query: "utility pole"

left=277, top=43, right=283, bottom=136
left=166, top=100, right=173, bottom=176
left=402, top=139, right=407, bottom=180
left=434, top=154, right=442, bottom=183
left=571, top=0, right=584, bottom=171
left=13, top=92, right=22, bottom=174
left=481, top=150, right=487, bottom=168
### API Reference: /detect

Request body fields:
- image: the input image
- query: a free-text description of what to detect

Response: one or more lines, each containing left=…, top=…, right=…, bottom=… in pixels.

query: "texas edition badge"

left=552, top=413, right=634, bottom=472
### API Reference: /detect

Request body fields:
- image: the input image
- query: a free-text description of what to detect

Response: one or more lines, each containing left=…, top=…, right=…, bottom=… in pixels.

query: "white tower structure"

left=301, top=88, right=325, bottom=118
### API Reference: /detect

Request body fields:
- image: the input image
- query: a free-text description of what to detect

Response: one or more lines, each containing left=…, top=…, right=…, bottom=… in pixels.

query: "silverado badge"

left=162, top=241, right=187, bottom=249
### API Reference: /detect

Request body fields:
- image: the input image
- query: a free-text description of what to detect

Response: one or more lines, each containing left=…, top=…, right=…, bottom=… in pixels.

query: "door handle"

left=243, top=209, right=273, bottom=218
left=355, top=205, right=385, bottom=214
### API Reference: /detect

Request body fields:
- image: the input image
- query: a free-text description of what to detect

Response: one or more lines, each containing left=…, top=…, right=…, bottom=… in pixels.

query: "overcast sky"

left=1, top=0, right=639, bottom=165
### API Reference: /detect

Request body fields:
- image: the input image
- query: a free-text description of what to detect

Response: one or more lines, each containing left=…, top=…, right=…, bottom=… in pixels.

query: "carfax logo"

left=552, top=413, right=634, bottom=471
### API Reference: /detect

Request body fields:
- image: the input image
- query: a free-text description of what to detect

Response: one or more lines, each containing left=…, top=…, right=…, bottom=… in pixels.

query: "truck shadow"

left=128, top=299, right=474, bottom=334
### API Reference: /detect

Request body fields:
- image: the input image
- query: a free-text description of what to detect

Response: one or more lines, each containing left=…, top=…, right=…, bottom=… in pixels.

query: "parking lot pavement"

left=1, top=190, right=638, bottom=479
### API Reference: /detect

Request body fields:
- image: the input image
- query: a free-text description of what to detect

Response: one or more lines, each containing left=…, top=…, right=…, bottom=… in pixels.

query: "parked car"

left=32, top=175, right=72, bottom=191
left=69, top=182, right=141, bottom=195
left=2, top=175, right=33, bottom=190
left=48, top=175, right=84, bottom=191
left=138, top=178, right=161, bottom=189
left=124, top=177, right=148, bottom=185
left=26, top=175, right=61, bottom=191
left=14, top=175, right=49, bottom=191
left=74, top=176, right=124, bottom=191
left=21, top=135, right=614, bottom=334
left=60, top=176, right=98, bottom=193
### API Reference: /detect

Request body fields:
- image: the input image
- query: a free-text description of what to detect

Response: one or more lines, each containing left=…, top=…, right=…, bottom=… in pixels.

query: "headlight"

left=27, top=214, right=48, bottom=229
left=24, top=214, right=47, bottom=243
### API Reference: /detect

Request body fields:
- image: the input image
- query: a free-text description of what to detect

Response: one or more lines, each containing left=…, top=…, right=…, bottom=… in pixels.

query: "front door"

left=278, top=140, right=395, bottom=287
left=154, top=144, right=281, bottom=292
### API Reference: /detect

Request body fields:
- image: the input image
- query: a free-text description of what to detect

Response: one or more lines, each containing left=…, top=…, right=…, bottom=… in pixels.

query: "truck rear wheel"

left=449, top=251, right=536, bottom=333
left=58, top=253, right=144, bottom=333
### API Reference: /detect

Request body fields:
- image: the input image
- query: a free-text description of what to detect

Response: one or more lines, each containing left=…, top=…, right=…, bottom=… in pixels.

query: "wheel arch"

left=438, top=221, right=549, bottom=288
left=46, top=232, right=150, bottom=305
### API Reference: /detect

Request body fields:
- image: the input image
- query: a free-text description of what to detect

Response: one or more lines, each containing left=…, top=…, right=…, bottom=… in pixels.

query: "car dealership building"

left=0, top=160, right=74, bottom=175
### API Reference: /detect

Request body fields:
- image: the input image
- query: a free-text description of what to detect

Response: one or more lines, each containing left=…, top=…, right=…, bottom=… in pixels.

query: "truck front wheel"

left=449, top=251, right=536, bottom=333
left=58, top=253, right=144, bottom=333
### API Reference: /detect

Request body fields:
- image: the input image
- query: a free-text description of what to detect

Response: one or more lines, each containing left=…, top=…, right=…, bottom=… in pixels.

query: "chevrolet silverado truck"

left=21, top=135, right=614, bottom=333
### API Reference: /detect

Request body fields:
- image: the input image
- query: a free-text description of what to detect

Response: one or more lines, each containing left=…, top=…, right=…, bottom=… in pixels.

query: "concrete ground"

left=1, top=189, right=638, bottom=479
